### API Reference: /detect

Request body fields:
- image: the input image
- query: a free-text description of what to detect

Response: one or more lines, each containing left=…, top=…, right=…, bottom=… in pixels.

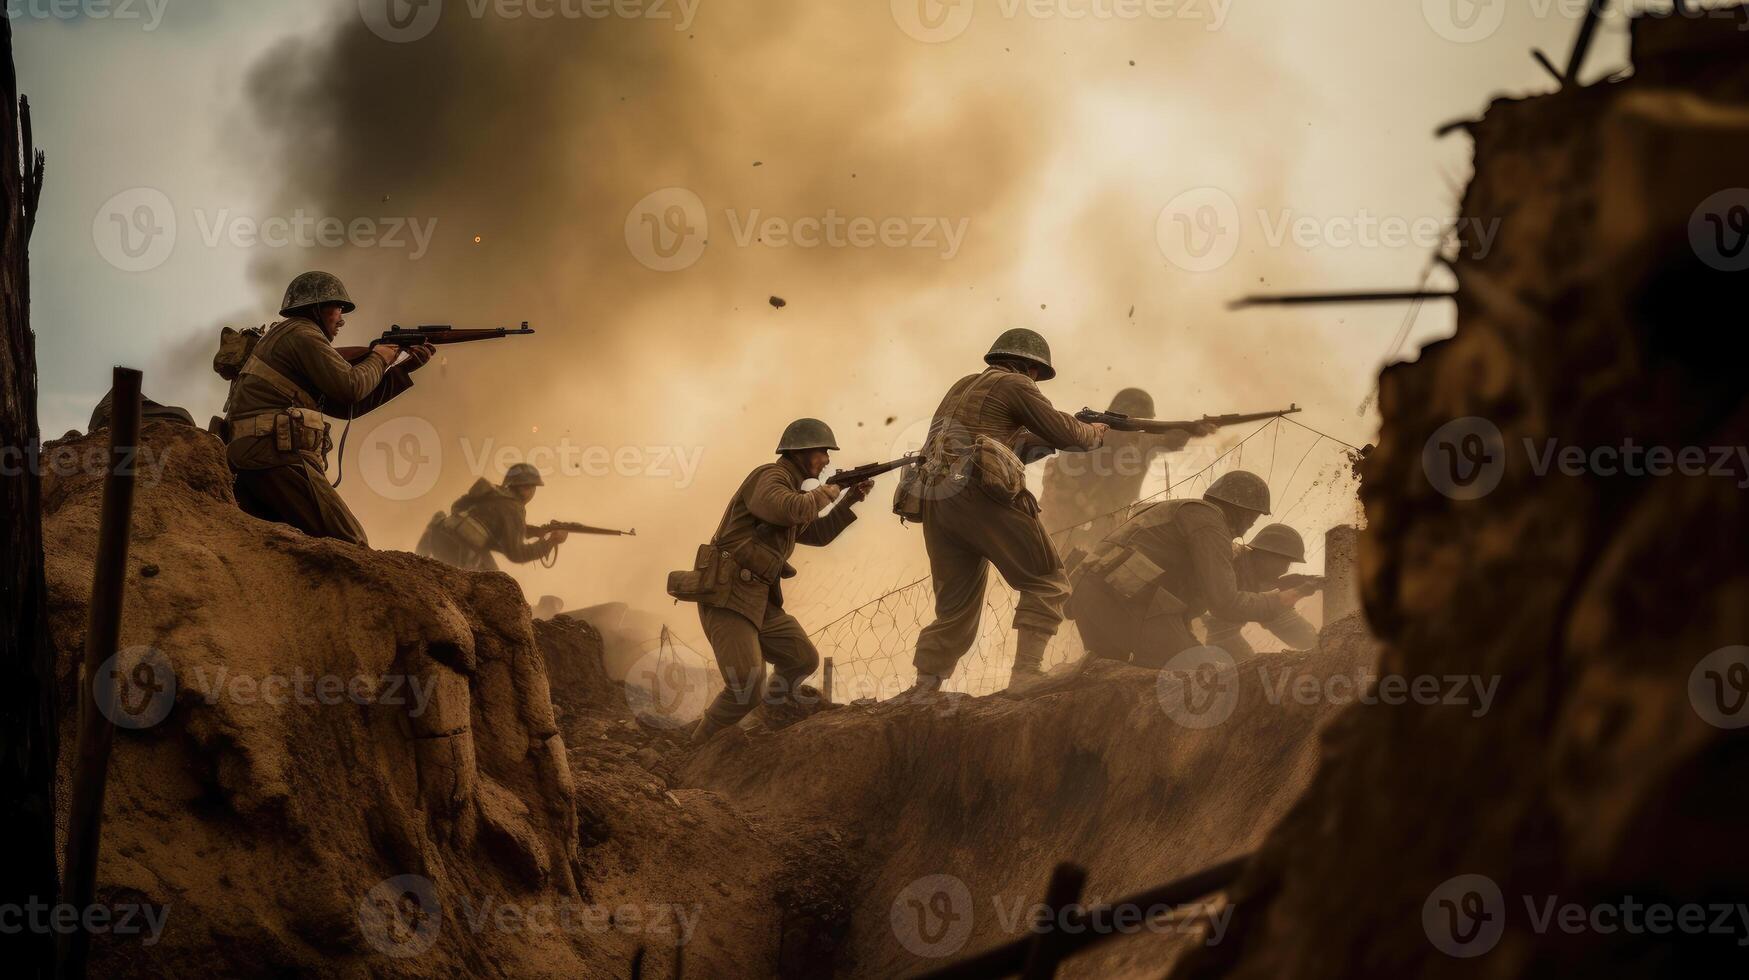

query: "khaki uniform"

left=1039, top=429, right=1188, bottom=554
left=1069, top=498, right=1283, bottom=667
left=696, top=457, right=859, bottom=729
left=416, top=479, right=555, bottom=571
left=222, top=316, right=413, bottom=545
left=911, top=365, right=1104, bottom=679
left=1203, top=552, right=1318, bottom=658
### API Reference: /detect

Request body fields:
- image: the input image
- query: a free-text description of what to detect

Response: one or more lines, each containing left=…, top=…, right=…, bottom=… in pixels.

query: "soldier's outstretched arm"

left=1005, top=375, right=1104, bottom=451
left=1262, top=608, right=1319, bottom=650
left=283, top=321, right=394, bottom=405
left=1183, top=507, right=1282, bottom=624
left=745, top=466, right=837, bottom=527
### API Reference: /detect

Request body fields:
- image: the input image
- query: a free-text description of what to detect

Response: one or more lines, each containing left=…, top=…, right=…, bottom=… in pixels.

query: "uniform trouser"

left=698, top=603, right=821, bottom=728
left=1072, top=577, right=1199, bottom=668
left=234, top=463, right=369, bottom=546
left=912, top=485, right=1071, bottom=679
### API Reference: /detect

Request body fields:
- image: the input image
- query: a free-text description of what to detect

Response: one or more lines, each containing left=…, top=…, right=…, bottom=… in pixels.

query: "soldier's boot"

left=891, top=672, right=944, bottom=704
left=1004, top=630, right=1049, bottom=689
left=689, top=714, right=730, bottom=746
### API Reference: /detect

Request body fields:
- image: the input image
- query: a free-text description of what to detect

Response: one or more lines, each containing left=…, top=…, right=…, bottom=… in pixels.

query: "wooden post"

left=1322, top=525, right=1362, bottom=627
left=58, top=367, right=143, bottom=980
left=0, top=17, right=55, bottom=979
left=1019, top=863, right=1087, bottom=980
left=822, top=656, right=835, bottom=704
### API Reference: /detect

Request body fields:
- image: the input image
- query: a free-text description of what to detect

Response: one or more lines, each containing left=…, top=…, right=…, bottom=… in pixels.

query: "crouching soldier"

left=221, top=272, right=434, bottom=545
left=416, top=463, right=568, bottom=570
left=1068, top=471, right=1318, bottom=667
left=668, top=419, right=873, bottom=745
left=1202, top=523, right=1321, bottom=659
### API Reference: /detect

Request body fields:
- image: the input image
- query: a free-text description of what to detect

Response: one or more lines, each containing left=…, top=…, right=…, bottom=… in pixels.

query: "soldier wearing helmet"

left=901, top=329, right=1110, bottom=697
left=415, top=463, right=571, bottom=571
left=1202, top=523, right=1322, bottom=659
left=1040, top=387, right=1218, bottom=556
left=221, top=272, right=437, bottom=545
left=680, top=418, right=874, bottom=745
left=1066, top=470, right=1318, bottom=667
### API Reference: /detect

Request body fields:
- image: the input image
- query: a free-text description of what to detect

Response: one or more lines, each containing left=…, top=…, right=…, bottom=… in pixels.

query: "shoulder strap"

left=925, top=369, right=1005, bottom=460
left=239, top=319, right=320, bottom=412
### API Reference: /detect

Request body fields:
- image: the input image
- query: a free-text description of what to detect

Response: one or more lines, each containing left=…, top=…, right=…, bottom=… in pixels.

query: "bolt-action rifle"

left=1075, top=404, right=1301, bottom=435
left=337, top=322, right=535, bottom=364
left=825, top=454, right=921, bottom=487
left=534, top=521, right=637, bottom=537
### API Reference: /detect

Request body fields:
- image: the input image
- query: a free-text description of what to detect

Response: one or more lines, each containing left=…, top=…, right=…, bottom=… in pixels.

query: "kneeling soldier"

left=221, top=271, right=434, bottom=545
left=416, top=463, right=569, bottom=570
left=673, top=419, right=873, bottom=745
left=1202, top=522, right=1320, bottom=658
left=1068, top=471, right=1317, bottom=666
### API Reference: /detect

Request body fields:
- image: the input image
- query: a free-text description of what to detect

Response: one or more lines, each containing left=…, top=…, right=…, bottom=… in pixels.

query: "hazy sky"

left=16, top=0, right=1637, bottom=652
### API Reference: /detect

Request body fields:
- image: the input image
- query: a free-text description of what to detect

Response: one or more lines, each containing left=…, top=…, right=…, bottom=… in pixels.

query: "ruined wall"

left=1174, top=12, right=1749, bottom=979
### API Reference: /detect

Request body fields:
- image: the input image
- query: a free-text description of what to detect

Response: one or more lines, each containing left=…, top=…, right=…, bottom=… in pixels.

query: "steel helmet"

left=280, top=271, right=356, bottom=317
left=503, top=463, right=545, bottom=488
left=1108, top=387, right=1155, bottom=418
left=1248, top=523, right=1305, bottom=562
left=984, top=328, right=1056, bottom=381
left=1204, top=470, right=1271, bottom=515
left=776, top=418, right=839, bottom=453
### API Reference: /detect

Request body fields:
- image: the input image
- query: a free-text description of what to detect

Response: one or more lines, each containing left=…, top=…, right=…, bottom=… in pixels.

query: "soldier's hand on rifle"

left=373, top=345, right=399, bottom=367
left=844, top=479, right=876, bottom=504
left=1275, top=584, right=1315, bottom=608
left=401, top=343, right=437, bottom=372
left=1090, top=421, right=1111, bottom=445
left=820, top=482, right=844, bottom=503
left=545, top=529, right=570, bottom=544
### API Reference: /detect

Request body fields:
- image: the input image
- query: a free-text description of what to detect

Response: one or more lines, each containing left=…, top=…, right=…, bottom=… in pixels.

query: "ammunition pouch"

left=971, top=434, right=1026, bottom=502
left=668, top=544, right=736, bottom=603
left=435, top=511, right=492, bottom=551
left=892, top=461, right=925, bottom=524
left=228, top=408, right=332, bottom=462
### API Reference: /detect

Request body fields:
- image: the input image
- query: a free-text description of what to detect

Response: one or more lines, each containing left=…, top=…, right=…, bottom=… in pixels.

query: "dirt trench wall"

left=1173, top=13, right=1749, bottom=980
left=45, top=423, right=586, bottom=978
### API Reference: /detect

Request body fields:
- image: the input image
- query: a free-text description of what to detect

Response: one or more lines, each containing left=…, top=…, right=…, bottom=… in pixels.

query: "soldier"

left=415, top=463, right=569, bottom=571
left=903, top=329, right=1109, bottom=697
left=686, top=419, right=874, bottom=745
left=222, top=272, right=435, bottom=546
left=1039, top=388, right=1215, bottom=556
left=1202, top=523, right=1320, bottom=659
left=1067, top=471, right=1318, bottom=667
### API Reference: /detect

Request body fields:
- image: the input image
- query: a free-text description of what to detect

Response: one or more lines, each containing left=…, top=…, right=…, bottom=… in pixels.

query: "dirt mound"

left=679, top=618, right=1381, bottom=978
left=1172, top=13, right=1749, bottom=980
left=45, top=423, right=584, bottom=978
